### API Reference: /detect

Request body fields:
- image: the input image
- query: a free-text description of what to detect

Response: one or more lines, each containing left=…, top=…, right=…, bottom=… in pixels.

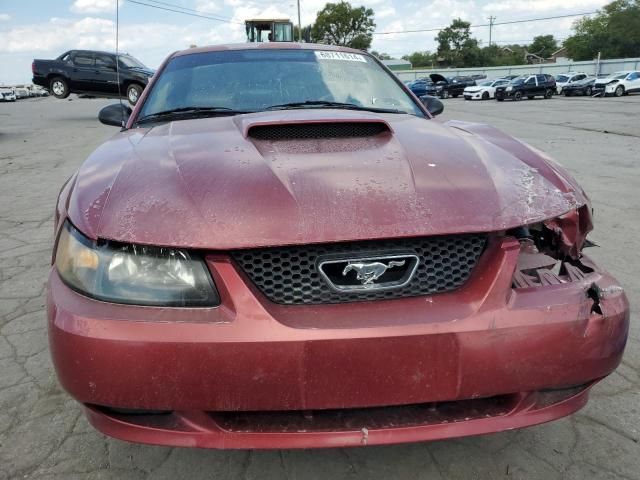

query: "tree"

left=564, top=0, right=640, bottom=60
left=435, top=19, right=481, bottom=67
left=371, top=51, right=393, bottom=60
left=311, top=2, right=376, bottom=50
left=528, top=35, right=558, bottom=58
left=401, top=51, right=435, bottom=68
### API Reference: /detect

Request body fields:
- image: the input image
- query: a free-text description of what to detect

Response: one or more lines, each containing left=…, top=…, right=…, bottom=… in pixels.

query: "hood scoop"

left=247, top=121, right=391, bottom=141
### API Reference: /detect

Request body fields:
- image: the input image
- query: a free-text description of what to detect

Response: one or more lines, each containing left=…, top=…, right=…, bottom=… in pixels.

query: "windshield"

left=611, top=72, right=629, bottom=79
left=479, top=81, right=492, bottom=86
left=138, top=49, right=424, bottom=120
left=555, top=75, right=569, bottom=82
left=119, top=55, right=146, bottom=69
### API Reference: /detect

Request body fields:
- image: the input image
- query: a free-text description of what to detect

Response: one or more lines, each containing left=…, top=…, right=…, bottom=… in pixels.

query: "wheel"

left=49, top=77, right=69, bottom=99
left=514, top=91, right=522, bottom=101
left=482, top=91, right=489, bottom=100
left=614, top=85, right=624, bottom=97
left=544, top=89, right=553, bottom=99
left=527, top=96, right=534, bottom=100
left=126, top=83, right=143, bottom=105
left=585, top=86, right=592, bottom=96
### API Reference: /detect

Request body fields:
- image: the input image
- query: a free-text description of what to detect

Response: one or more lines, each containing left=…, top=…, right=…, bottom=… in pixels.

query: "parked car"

left=32, top=49, right=154, bottom=105
left=495, top=74, right=556, bottom=101
left=446, top=76, right=476, bottom=97
left=0, top=87, right=17, bottom=102
left=554, top=72, right=589, bottom=94
left=13, top=87, right=30, bottom=99
left=594, top=71, right=640, bottom=97
left=463, top=78, right=510, bottom=100
left=47, top=43, right=628, bottom=450
left=562, top=77, right=596, bottom=96
left=408, top=75, right=443, bottom=98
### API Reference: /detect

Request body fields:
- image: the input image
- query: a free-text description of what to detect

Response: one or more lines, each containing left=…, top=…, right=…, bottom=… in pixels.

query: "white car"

left=463, top=78, right=510, bottom=100
left=594, top=71, right=640, bottom=97
left=554, top=72, right=588, bottom=94
left=0, top=87, right=17, bottom=102
left=13, top=87, right=30, bottom=99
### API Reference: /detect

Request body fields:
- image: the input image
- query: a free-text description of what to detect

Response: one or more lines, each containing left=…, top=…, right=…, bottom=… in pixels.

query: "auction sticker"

left=315, top=51, right=367, bottom=62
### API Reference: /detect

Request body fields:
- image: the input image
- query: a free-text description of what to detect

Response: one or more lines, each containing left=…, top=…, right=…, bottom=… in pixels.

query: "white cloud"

left=71, top=0, right=119, bottom=14
left=0, top=13, right=10, bottom=21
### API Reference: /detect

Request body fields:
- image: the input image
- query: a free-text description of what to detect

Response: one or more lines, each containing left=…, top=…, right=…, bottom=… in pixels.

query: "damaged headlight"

left=55, top=221, right=219, bottom=307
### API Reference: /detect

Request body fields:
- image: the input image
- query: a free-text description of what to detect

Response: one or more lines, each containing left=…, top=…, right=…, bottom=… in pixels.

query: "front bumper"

left=463, top=91, right=483, bottom=100
left=48, top=238, right=629, bottom=448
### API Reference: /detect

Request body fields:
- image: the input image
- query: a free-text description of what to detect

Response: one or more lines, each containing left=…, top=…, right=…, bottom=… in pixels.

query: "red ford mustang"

left=47, top=43, right=629, bottom=449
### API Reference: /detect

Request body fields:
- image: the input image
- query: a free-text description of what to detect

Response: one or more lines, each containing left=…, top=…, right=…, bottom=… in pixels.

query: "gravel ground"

left=0, top=93, right=638, bottom=479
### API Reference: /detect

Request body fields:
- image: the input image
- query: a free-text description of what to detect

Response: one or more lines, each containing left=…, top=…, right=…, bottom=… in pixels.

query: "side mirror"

left=98, top=103, right=132, bottom=127
left=421, top=95, right=444, bottom=117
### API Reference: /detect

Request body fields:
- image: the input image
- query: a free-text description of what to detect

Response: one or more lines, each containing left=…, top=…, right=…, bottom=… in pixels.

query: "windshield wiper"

left=136, top=106, right=253, bottom=125
left=264, top=100, right=404, bottom=114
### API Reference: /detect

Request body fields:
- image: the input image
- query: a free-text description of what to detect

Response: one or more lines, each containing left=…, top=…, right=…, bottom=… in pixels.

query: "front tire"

left=126, top=83, right=143, bottom=105
left=50, top=77, right=69, bottom=99
left=482, top=91, right=489, bottom=100
left=585, top=86, right=593, bottom=96
left=544, top=89, right=553, bottom=99
left=514, top=91, right=523, bottom=101
left=615, top=85, right=624, bottom=97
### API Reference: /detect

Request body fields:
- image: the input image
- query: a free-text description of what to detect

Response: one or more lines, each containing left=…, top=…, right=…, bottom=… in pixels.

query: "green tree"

left=311, top=2, right=376, bottom=50
left=371, top=51, right=393, bottom=60
left=528, top=35, right=558, bottom=58
left=564, top=0, right=640, bottom=60
left=401, top=51, right=435, bottom=68
left=435, top=19, right=481, bottom=67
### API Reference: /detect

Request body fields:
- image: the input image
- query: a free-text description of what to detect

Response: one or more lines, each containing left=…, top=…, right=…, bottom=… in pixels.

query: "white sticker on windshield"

left=315, top=51, right=367, bottom=62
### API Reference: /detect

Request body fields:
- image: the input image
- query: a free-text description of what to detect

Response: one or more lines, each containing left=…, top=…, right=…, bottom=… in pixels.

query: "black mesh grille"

left=232, top=235, right=487, bottom=305
left=248, top=122, right=390, bottom=140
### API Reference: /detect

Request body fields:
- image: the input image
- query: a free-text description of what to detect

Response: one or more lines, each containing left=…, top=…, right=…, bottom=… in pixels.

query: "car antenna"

left=115, top=0, right=126, bottom=130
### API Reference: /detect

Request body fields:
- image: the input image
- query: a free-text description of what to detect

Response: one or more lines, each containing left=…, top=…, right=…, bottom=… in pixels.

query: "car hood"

left=429, top=73, right=447, bottom=84
left=68, top=111, right=586, bottom=249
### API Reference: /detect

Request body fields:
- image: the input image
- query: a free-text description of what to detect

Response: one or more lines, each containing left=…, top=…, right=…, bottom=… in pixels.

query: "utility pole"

left=488, top=16, right=496, bottom=46
left=297, top=0, right=302, bottom=42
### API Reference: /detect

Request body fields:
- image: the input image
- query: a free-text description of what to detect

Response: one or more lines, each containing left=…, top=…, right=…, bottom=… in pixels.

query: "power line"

left=373, top=11, right=597, bottom=35
left=123, top=0, right=243, bottom=24
left=142, top=0, right=234, bottom=19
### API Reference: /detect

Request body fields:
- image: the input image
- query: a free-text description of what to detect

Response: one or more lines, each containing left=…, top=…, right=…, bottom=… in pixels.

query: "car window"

left=95, top=55, right=116, bottom=69
left=536, top=75, right=546, bottom=83
left=139, top=49, right=424, bottom=117
left=73, top=54, right=94, bottom=67
left=525, top=77, right=536, bottom=85
left=119, top=55, right=146, bottom=69
left=627, top=72, right=639, bottom=80
left=555, top=75, right=569, bottom=82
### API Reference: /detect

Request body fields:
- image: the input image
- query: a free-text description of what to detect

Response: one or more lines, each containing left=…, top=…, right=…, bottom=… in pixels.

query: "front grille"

left=247, top=122, right=390, bottom=141
left=232, top=235, right=487, bottom=305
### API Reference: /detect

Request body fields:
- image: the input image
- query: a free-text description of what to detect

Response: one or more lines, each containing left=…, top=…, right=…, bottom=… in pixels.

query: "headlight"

left=506, top=86, right=513, bottom=92
left=55, top=221, right=219, bottom=307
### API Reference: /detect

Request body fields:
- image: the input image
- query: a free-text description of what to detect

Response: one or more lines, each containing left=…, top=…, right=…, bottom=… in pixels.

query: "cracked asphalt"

left=0, top=94, right=638, bottom=479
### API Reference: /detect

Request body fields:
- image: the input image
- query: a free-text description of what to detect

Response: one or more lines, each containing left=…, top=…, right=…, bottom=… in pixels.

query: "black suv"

left=495, top=74, right=556, bottom=101
left=32, top=50, right=154, bottom=105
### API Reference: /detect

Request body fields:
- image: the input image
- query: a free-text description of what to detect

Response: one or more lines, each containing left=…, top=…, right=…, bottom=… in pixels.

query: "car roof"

left=172, top=42, right=368, bottom=58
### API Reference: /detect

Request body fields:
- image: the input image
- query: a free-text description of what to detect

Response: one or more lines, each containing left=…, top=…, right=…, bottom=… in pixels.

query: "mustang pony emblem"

left=343, top=260, right=406, bottom=285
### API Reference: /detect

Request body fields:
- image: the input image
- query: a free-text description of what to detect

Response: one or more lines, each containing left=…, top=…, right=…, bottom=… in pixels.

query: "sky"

left=0, top=0, right=610, bottom=85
